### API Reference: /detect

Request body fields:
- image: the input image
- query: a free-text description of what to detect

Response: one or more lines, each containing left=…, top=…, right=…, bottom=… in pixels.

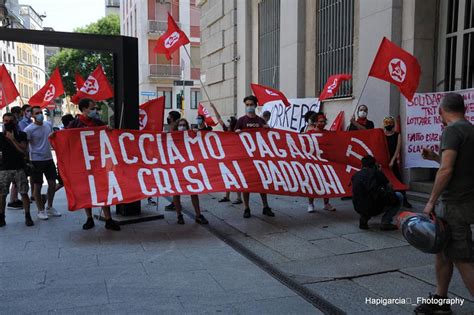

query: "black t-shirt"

left=349, top=120, right=375, bottom=131
left=0, top=130, right=27, bottom=170
left=351, top=168, right=389, bottom=216
left=385, top=132, right=399, bottom=159
left=199, top=126, right=213, bottom=131
left=235, top=115, right=266, bottom=130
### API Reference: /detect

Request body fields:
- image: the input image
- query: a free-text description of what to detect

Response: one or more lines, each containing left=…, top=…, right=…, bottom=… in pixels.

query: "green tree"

left=48, top=15, right=119, bottom=97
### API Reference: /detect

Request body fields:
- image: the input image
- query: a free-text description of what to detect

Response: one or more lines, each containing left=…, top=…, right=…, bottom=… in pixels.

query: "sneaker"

left=7, top=200, right=23, bottom=209
left=46, top=207, right=62, bottom=217
left=82, top=217, right=95, bottom=230
left=307, top=204, right=315, bottom=213
left=177, top=214, right=185, bottom=225
left=105, top=219, right=121, bottom=231
left=243, top=208, right=251, bottom=218
left=359, top=217, right=369, bottom=230
left=232, top=199, right=243, bottom=205
left=195, top=214, right=209, bottom=225
left=25, top=214, right=34, bottom=227
left=218, top=197, right=230, bottom=203
left=380, top=223, right=398, bottom=231
left=0, top=214, right=5, bottom=227
left=262, top=207, right=275, bottom=217
left=414, top=293, right=452, bottom=315
left=37, top=210, right=48, bottom=220
left=323, top=203, right=336, bottom=211
left=164, top=202, right=175, bottom=211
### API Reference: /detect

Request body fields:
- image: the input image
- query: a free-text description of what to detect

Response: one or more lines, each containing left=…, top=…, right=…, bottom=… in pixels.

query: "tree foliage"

left=48, top=15, right=120, bottom=97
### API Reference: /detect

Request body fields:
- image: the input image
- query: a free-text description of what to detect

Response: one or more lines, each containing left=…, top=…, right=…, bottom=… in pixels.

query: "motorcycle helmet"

left=397, top=211, right=449, bottom=254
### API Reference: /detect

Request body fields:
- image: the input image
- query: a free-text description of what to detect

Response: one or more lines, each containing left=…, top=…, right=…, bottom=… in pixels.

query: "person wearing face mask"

left=172, top=118, right=209, bottom=225
left=24, top=106, right=61, bottom=221
left=0, top=113, right=33, bottom=227
left=235, top=95, right=274, bottom=218
left=305, top=113, right=337, bottom=213
left=65, top=98, right=120, bottom=231
left=163, top=111, right=182, bottom=211
left=19, top=105, right=33, bottom=131
left=383, top=116, right=412, bottom=208
left=196, top=114, right=213, bottom=131
left=349, top=104, right=374, bottom=130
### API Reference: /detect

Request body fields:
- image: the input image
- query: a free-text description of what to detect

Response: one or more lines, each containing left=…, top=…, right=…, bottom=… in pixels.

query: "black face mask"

left=384, top=125, right=394, bottom=131
left=4, top=122, right=15, bottom=132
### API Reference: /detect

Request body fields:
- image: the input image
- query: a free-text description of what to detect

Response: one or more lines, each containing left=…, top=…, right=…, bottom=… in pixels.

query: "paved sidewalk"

left=0, top=190, right=318, bottom=314
left=184, top=192, right=474, bottom=315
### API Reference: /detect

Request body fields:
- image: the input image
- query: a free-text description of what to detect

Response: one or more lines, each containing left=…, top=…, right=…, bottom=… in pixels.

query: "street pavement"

left=0, top=188, right=473, bottom=314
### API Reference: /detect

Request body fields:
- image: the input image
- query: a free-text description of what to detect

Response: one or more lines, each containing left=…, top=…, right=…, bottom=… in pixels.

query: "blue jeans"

left=381, top=192, right=404, bottom=224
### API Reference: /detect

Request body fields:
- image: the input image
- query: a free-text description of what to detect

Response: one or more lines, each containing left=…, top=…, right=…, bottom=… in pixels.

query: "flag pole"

left=346, top=76, right=370, bottom=130
left=183, top=45, right=212, bottom=104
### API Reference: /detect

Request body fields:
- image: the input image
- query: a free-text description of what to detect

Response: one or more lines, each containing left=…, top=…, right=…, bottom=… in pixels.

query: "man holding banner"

left=235, top=95, right=274, bottom=218
left=66, top=98, right=120, bottom=231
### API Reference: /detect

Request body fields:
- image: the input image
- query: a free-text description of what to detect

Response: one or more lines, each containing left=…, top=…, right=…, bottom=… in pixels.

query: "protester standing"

left=305, top=113, right=336, bottom=212
left=0, top=113, right=33, bottom=227
left=196, top=114, right=213, bottom=131
left=172, top=118, right=209, bottom=225
left=24, top=106, right=61, bottom=220
left=235, top=95, right=275, bottom=218
left=209, top=103, right=243, bottom=204
left=383, top=116, right=412, bottom=208
left=19, top=104, right=32, bottom=132
left=349, top=105, right=375, bottom=130
left=6, top=106, right=24, bottom=209
left=164, top=110, right=182, bottom=211
left=65, top=98, right=120, bottom=231
left=415, top=93, right=474, bottom=314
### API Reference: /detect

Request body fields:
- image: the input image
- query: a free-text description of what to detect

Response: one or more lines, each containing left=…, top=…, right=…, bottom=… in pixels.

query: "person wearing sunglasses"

left=171, top=118, right=209, bottom=225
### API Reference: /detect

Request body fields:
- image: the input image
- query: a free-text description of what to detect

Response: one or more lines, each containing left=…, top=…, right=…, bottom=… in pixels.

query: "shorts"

left=31, top=159, right=57, bottom=184
left=436, top=200, right=474, bottom=262
left=0, top=169, right=29, bottom=195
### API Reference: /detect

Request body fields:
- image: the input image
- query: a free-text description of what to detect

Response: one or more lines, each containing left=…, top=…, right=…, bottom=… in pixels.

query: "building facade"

left=105, top=0, right=120, bottom=16
left=198, top=0, right=474, bottom=187
left=120, top=0, right=202, bottom=121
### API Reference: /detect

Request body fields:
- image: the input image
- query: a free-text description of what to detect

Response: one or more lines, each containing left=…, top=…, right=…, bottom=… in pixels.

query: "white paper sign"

left=404, top=88, right=474, bottom=168
left=261, top=98, right=320, bottom=132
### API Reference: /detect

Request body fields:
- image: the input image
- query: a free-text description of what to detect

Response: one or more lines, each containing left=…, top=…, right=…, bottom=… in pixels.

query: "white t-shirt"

left=24, top=121, right=53, bottom=161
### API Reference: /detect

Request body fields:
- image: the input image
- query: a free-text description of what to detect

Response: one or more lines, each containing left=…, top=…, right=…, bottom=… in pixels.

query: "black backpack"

left=352, top=168, right=393, bottom=217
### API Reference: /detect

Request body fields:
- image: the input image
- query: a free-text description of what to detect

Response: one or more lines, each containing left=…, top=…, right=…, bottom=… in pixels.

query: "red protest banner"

left=50, top=128, right=405, bottom=210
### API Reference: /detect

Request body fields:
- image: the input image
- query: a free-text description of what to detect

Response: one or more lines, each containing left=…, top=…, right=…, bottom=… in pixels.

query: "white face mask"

left=358, top=111, right=368, bottom=118
left=177, top=126, right=186, bottom=131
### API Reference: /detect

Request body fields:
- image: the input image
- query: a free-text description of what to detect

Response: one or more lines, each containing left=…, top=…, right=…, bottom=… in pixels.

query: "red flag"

left=71, top=72, right=86, bottom=104
left=74, top=65, right=114, bottom=101
left=319, top=74, right=352, bottom=101
left=139, top=96, right=165, bottom=131
left=368, top=37, right=421, bottom=101
left=329, top=111, right=345, bottom=131
left=198, top=103, right=218, bottom=127
left=0, top=64, right=20, bottom=109
left=250, top=83, right=291, bottom=107
left=154, top=13, right=190, bottom=60
left=29, top=68, right=65, bottom=108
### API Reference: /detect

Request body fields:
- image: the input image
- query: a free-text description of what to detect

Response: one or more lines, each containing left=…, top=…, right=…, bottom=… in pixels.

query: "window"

left=190, top=46, right=200, bottom=67
left=258, top=0, right=280, bottom=88
left=2, top=51, right=5, bottom=61
left=155, top=1, right=171, bottom=21
left=190, top=89, right=201, bottom=109
left=317, top=0, right=354, bottom=98
left=13, top=73, right=16, bottom=84
left=7, top=53, right=10, bottom=62
left=157, top=88, right=173, bottom=109
left=462, top=0, right=474, bottom=88
left=445, top=0, right=459, bottom=90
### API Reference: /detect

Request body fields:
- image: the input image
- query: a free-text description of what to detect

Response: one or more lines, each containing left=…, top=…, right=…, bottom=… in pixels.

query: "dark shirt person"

left=415, top=93, right=474, bottom=314
left=66, top=98, right=120, bottom=231
left=0, top=113, right=33, bottom=227
left=349, top=104, right=375, bottom=130
left=235, top=95, right=275, bottom=218
left=164, top=111, right=182, bottom=211
left=351, top=155, right=402, bottom=230
left=196, top=114, right=213, bottom=131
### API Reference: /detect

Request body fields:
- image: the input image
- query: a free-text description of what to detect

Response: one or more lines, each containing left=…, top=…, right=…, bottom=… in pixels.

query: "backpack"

left=352, top=168, right=393, bottom=217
